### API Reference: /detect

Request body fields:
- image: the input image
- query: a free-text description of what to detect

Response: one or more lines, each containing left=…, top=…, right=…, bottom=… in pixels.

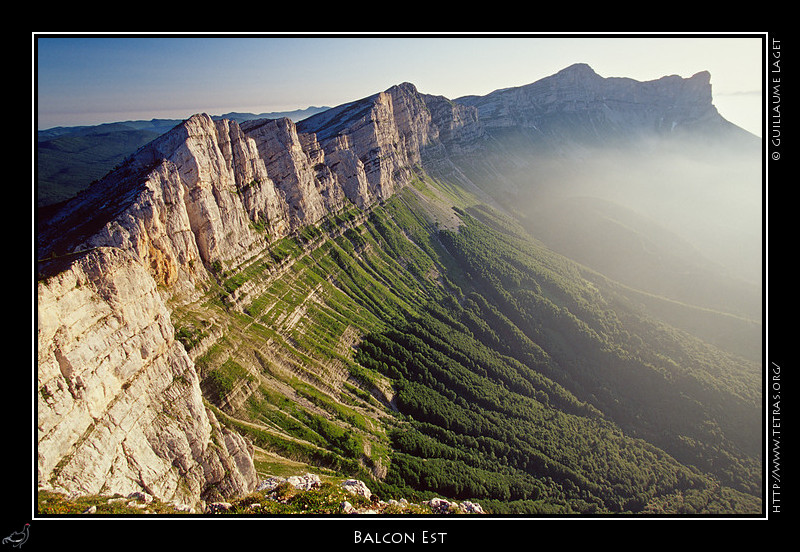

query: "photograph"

left=29, top=31, right=774, bottom=546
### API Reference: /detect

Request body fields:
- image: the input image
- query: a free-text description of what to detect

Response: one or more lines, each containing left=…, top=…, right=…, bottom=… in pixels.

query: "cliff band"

left=36, top=66, right=748, bottom=510
left=36, top=83, right=481, bottom=508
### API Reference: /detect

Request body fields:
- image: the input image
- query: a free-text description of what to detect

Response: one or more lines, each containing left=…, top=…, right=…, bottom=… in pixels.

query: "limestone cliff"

left=455, top=63, right=749, bottom=144
left=37, top=83, right=481, bottom=287
left=37, top=247, right=257, bottom=509
left=36, top=82, right=481, bottom=507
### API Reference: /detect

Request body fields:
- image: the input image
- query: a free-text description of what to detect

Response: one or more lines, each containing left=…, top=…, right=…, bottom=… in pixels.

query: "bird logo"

left=2, top=524, right=29, bottom=548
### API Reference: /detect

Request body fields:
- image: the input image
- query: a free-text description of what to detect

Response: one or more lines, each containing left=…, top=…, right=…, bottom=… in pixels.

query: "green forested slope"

left=355, top=202, right=761, bottom=514
left=169, top=173, right=762, bottom=515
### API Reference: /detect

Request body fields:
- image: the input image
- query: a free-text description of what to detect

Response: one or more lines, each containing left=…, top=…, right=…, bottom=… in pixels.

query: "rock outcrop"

left=212, top=473, right=485, bottom=515
left=297, top=82, right=483, bottom=207
left=37, top=247, right=257, bottom=509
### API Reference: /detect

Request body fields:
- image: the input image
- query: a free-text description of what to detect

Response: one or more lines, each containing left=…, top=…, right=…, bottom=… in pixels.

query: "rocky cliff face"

left=297, top=82, right=483, bottom=206
left=36, top=81, right=481, bottom=506
left=38, top=83, right=481, bottom=287
left=37, top=247, right=257, bottom=509
left=456, top=63, right=743, bottom=143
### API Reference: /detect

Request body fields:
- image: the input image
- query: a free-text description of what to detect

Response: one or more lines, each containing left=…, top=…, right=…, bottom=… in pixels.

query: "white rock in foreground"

left=340, top=479, right=373, bottom=500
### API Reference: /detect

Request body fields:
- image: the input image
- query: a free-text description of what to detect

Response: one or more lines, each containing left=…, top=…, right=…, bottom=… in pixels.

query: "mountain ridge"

left=37, top=82, right=482, bottom=286
left=455, top=63, right=756, bottom=148
left=35, top=64, right=763, bottom=515
left=36, top=107, right=332, bottom=207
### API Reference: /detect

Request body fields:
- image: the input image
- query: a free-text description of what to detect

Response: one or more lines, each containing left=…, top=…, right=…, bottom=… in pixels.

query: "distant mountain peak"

left=452, top=62, right=741, bottom=143
left=554, top=62, right=601, bottom=78
left=690, top=69, right=711, bottom=82
left=389, top=81, right=420, bottom=93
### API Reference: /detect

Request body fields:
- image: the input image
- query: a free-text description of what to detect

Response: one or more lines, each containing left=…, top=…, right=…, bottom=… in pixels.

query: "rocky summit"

left=36, top=65, right=761, bottom=515
left=457, top=63, right=718, bottom=133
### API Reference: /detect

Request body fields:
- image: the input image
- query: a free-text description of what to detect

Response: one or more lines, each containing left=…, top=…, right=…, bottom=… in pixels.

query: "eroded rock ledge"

left=37, top=247, right=257, bottom=509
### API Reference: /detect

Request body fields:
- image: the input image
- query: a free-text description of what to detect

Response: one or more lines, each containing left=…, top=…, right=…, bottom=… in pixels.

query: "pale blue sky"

left=35, top=34, right=765, bottom=136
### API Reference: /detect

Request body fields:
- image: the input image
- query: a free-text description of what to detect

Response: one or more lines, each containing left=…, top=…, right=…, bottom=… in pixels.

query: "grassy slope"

left=162, top=168, right=761, bottom=515
left=168, top=182, right=449, bottom=484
